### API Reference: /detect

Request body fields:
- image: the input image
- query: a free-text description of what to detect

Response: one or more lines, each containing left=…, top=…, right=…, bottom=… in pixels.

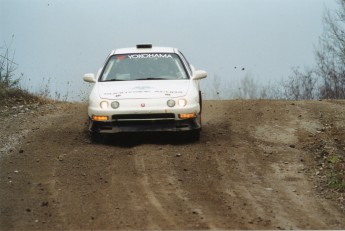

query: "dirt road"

left=1, top=100, right=345, bottom=230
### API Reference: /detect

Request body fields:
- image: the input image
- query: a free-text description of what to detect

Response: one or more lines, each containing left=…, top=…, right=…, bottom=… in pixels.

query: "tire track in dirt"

left=199, top=100, right=345, bottom=229
left=131, top=144, right=217, bottom=229
left=133, top=154, right=177, bottom=228
left=1, top=100, right=345, bottom=230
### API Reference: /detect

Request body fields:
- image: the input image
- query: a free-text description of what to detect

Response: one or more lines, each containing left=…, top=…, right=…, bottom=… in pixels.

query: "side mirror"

left=193, top=70, right=207, bottom=80
left=83, top=73, right=96, bottom=83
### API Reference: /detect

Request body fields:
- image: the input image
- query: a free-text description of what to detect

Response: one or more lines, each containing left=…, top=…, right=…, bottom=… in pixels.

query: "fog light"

left=111, top=101, right=120, bottom=109
left=92, top=115, right=109, bottom=121
left=178, top=98, right=187, bottom=107
left=100, top=101, right=109, bottom=109
left=179, top=113, right=196, bottom=119
left=167, top=99, right=175, bottom=107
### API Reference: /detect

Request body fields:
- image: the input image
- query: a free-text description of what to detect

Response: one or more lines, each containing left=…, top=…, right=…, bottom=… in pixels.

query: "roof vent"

left=136, top=44, right=152, bottom=49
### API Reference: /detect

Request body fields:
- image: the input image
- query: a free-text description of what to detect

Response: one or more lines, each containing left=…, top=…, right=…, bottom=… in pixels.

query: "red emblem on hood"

left=141, top=103, right=145, bottom=107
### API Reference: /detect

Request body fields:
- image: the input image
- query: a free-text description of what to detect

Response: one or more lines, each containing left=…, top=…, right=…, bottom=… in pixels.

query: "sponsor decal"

left=103, top=90, right=183, bottom=96
left=128, top=54, right=173, bottom=59
left=104, top=91, right=150, bottom=95
left=132, top=86, right=153, bottom=90
left=154, top=90, right=183, bottom=94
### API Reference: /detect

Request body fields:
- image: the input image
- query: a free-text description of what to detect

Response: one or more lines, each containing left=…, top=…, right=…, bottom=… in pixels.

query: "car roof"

left=111, top=45, right=177, bottom=55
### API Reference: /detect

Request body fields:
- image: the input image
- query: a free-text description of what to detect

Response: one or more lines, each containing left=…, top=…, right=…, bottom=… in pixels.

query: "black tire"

left=90, top=132, right=101, bottom=143
left=90, top=132, right=109, bottom=144
left=88, top=117, right=109, bottom=144
left=199, top=91, right=203, bottom=129
left=199, top=91, right=203, bottom=114
left=187, top=129, right=200, bottom=142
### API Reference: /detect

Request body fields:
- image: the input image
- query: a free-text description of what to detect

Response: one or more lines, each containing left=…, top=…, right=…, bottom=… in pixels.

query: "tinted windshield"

left=100, top=53, right=188, bottom=81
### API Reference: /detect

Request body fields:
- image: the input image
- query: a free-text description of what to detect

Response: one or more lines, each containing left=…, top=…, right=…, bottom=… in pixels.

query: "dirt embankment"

left=0, top=100, right=345, bottom=230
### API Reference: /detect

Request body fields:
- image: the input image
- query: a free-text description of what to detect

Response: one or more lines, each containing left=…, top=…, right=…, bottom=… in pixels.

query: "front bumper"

left=88, top=98, right=201, bottom=133
left=89, top=115, right=201, bottom=133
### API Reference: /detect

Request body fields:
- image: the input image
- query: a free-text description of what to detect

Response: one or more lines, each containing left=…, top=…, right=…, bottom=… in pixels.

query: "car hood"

left=98, top=80, right=190, bottom=99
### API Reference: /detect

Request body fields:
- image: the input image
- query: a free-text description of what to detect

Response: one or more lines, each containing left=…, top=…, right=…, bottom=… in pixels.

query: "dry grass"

left=0, top=84, right=51, bottom=108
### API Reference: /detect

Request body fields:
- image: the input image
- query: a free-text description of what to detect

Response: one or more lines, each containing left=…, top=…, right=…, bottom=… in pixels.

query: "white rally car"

left=83, top=44, right=207, bottom=142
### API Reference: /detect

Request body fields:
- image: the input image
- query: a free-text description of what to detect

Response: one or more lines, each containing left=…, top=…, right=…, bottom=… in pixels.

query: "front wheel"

left=90, top=132, right=101, bottom=143
left=90, top=132, right=109, bottom=144
left=187, top=129, right=200, bottom=142
left=199, top=91, right=203, bottom=129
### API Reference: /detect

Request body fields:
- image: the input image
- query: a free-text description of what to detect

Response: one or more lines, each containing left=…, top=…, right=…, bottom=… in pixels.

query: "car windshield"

left=100, top=53, right=189, bottom=81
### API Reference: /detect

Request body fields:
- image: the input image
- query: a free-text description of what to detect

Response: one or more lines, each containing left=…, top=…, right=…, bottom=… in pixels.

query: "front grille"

left=113, top=120, right=175, bottom=126
left=112, top=113, right=175, bottom=120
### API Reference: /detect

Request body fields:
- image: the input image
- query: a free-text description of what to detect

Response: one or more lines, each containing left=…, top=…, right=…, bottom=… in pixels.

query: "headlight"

left=111, top=101, right=120, bottom=109
left=177, top=98, right=187, bottom=107
left=167, top=99, right=175, bottom=107
left=100, top=101, right=109, bottom=109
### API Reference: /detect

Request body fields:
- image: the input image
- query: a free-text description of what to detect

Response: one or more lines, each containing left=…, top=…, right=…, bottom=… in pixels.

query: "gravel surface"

left=0, top=100, right=345, bottom=230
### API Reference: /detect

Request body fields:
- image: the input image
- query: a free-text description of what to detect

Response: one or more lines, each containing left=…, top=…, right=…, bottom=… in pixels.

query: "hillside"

left=0, top=100, right=345, bottom=230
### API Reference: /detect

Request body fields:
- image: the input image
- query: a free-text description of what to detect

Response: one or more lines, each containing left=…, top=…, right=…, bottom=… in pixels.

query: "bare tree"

left=234, top=74, right=258, bottom=99
left=0, top=38, right=19, bottom=89
left=212, top=74, right=222, bottom=99
left=316, top=0, right=345, bottom=99
left=282, top=67, right=318, bottom=100
left=259, top=81, right=283, bottom=99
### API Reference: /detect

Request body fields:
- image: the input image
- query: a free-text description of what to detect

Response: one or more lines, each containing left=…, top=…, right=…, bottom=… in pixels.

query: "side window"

left=178, top=51, right=192, bottom=76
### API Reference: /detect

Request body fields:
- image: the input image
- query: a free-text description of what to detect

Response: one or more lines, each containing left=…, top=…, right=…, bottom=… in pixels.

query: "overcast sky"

left=0, top=0, right=339, bottom=100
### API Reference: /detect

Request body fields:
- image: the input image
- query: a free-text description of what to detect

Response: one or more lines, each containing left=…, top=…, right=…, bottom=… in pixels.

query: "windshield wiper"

left=133, top=78, right=168, bottom=80
left=102, top=79, right=125, bottom=82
